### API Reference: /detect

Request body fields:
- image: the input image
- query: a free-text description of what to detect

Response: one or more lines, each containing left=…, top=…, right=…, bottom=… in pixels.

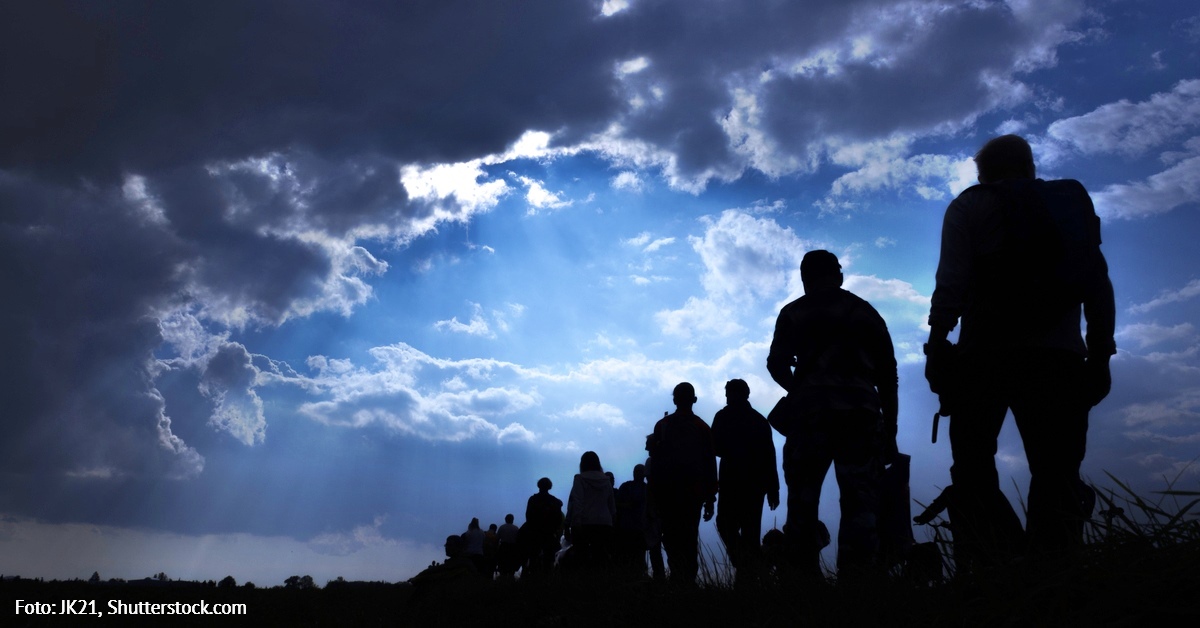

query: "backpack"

left=972, top=178, right=1104, bottom=341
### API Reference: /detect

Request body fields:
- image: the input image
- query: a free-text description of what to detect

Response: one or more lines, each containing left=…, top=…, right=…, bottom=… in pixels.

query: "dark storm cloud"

left=1, top=0, right=1087, bottom=190
left=0, top=154, right=407, bottom=486
left=604, top=0, right=876, bottom=177
left=0, top=173, right=200, bottom=479
left=0, top=0, right=623, bottom=180
left=761, top=3, right=1036, bottom=144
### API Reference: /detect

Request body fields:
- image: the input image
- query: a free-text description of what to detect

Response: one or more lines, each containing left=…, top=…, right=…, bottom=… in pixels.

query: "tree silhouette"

left=284, top=574, right=315, bottom=589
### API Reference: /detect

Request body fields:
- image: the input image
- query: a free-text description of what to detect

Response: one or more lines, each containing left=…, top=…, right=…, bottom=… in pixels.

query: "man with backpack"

left=767, top=250, right=899, bottom=579
left=925, top=135, right=1116, bottom=561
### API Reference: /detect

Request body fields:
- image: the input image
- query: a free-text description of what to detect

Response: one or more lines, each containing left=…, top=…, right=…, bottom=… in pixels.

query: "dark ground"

left=5, top=538, right=1199, bottom=628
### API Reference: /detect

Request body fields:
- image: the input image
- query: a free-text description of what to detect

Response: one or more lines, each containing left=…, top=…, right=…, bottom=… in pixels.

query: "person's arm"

left=767, top=312, right=796, bottom=393
left=1082, top=199, right=1117, bottom=406
left=1084, top=252, right=1116, bottom=357
left=871, top=309, right=900, bottom=464
left=928, top=196, right=971, bottom=342
left=702, top=422, right=718, bottom=521
left=762, top=420, right=780, bottom=510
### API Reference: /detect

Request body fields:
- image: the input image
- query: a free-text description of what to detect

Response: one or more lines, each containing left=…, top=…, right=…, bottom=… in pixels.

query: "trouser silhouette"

left=949, top=348, right=1089, bottom=564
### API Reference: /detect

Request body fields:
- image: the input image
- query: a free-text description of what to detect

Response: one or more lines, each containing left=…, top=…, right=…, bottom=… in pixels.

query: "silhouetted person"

left=523, top=477, right=564, bottom=580
left=565, top=451, right=617, bottom=572
left=409, top=535, right=480, bottom=595
left=646, top=382, right=718, bottom=584
left=483, top=523, right=499, bottom=578
left=711, top=378, right=780, bottom=582
left=615, top=463, right=650, bottom=576
left=497, top=514, right=521, bottom=579
left=926, top=134, right=1115, bottom=562
left=462, top=518, right=487, bottom=574
left=767, top=249, right=899, bottom=579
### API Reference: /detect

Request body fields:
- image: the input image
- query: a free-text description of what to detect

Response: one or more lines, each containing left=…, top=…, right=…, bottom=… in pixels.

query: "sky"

left=2, top=0, right=1198, bottom=585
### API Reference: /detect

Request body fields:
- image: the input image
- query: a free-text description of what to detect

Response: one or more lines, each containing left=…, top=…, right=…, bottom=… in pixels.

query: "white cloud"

left=690, top=209, right=814, bottom=302
left=294, top=336, right=766, bottom=444
left=498, top=131, right=557, bottom=161
left=1091, top=154, right=1200, bottom=221
left=517, top=175, right=573, bottom=213
left=298, top=352, right=544, bottom=443
left=821, top=148, right=976, bottom=211
left=541, top=440, right=581, bottom=453
left=600, top=0, right=631, bottom=18
left=630, top=274, right=669, bottom=286
left=623, top=232, right=652, bottom=247
left=1046, top=80, right=1200, bottom=157
left=843, top=274, right=933, bottom=330
left=580, top=123, right=742, bottom=194
left=490, top=303, right=526, bottom=334
left=623, top=231, right=674, bottom=253
left=434, top=302, right=526, bottom=337
left=612, top=171, right=644, bottom=192
left=1116, top=323, right=1196, bottom=349
left=1120, top=396, right=1199, bottom=429
left=400, top=161, right=509, bottom=219
left=497, top=423, right=537, bottom=444
left=615, top=56, right=649, bottom=76
left=722, top=88, right=806, bottom=178
left=653, top=209, right=851, bottom=339
left=642, top=237, right=675, bottom=253
left=875, top=236, right=896, bottom=248
left=996, top=118, right=1028, bottom=135
left=843, top=275, right=931, bottom=306
left=434, top=302, right=494, bottom=338
left=155, top=415, right=206, bottom=480
left=655, top=296, right=747, bottom=339
left=559, top=402, right=629, bottom=427
left=1129, top=279, right=1200, bottom=314
left=157, top=318, right=269, bottom=447
left=308, top=515, right=393, bottom=557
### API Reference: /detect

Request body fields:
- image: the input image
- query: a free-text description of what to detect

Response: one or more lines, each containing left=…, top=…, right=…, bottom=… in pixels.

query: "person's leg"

left=645, top=515, right=665, bottom=580
left=948, top=354, right=1022, bottom=571
left=659, top=499, right=701, bottom=584
left=716, top=489, right=741, bottom=567
left=783, top=423, right=834, bottom=579
left=831, top=411, right=882, bottom=574
left=737, top=490, right=767, bottom=580
left=741, top=490, right=766, bottom=556
left=718, top=486, right=764, bottom=573
left=677, top=503, right=702, bottom=583
left=1011, top=350, right=1089, bottom=556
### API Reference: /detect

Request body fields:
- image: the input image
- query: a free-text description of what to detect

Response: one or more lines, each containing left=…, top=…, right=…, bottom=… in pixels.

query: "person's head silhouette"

left=974, top=134, right=1036, bottom=184
left=580, top=451, right=602, bottom=473
left=672, top=382, right=697, bottom=411
left=725, top=378, right=750, bottom=404
left=800, top=250, right=843, bottom=293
